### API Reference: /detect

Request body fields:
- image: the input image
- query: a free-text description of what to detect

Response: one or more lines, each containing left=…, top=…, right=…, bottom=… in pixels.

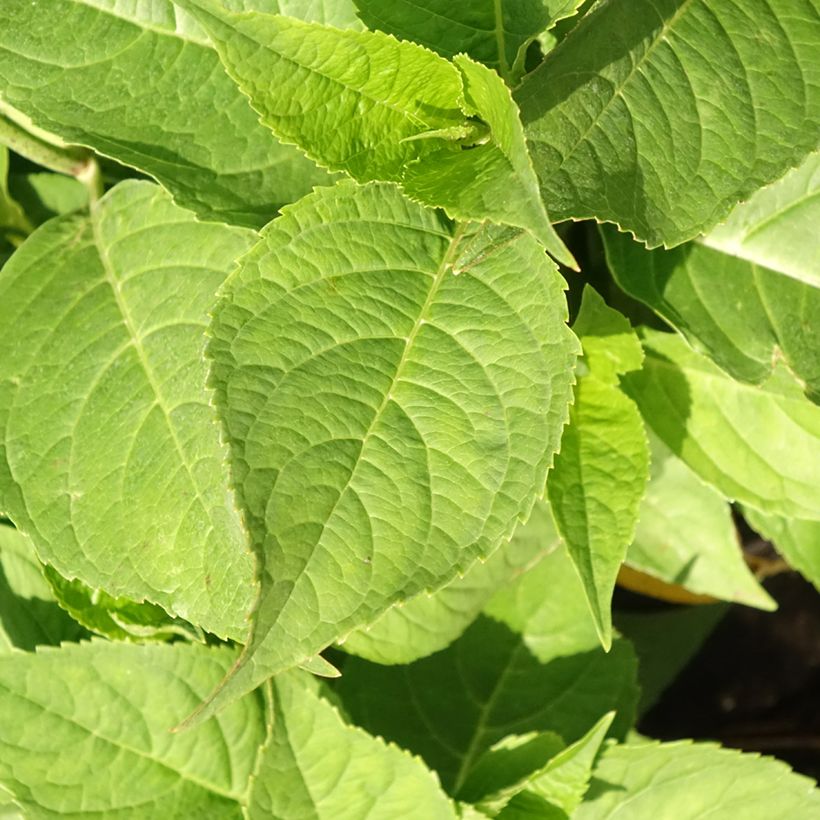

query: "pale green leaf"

left=0, top=0, right=333, bottom=227
left=335, top=544, right=638, bottom=794
left=353, top=1, right=587, bottom=83
left=247, top=671, right=457, bottom=819
left=624, top=329, right=820, bottom=521
left=547, top=288, right=649, bottom=648
left=7, top=171, right=88, bottom=227
left=0, top=641, right=265, bottom=816
left=626, top=432, right=774, bottom=609
left=0, top=525, right=85, bottom=652
left=743, top=507, right=820, bottom=592
left=517, top=0, right=820, bottom=247
left=192, top=179, right=577, bottom=721
left=576, top=741, right=820, bottom=819
left=0, top=180, right=257, bottom=639
left=340, top=500, right=560, bottom=665
left=180, top=1, right=574, bottom=265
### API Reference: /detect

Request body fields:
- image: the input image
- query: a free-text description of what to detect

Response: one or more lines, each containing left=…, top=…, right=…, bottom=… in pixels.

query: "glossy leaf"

left=517, top=0, right=820, bottom=247
left=0, top=181, right=257, bottom=639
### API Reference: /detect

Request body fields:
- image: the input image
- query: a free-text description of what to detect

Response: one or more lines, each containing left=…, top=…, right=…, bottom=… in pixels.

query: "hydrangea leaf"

left=516, top=0, right=820, bottom=248
left=0, top=180, right=257, bottom=640
left=601, top=155, right=820, bottom=404
left=0, top=0, right=334, bottom=227
left=7, top=170, right=88, bottom=227
left=547, top=288, right=649, bottom=648
left=0, top=147, right=30, bottom=245
left=624, top=329, right=820, bottom=522
left=0, top=525, right=86, bottom=652
left=340, top=500, right=560, bottom=665
left=335, top=541, right=638, bottom=795
left=178, top=0, right=575, bottom=266
left=0, top=642, right=265, bottom=816
left=191, top=179, right=578, bottom=723
left=247, top=671, right=457, bottom=819
left=353, top=1, right=587, bottom=83
left=743, top=507, right=820, bottom=592
left=626, top=432, right=774, bottom=610
left=575, top=741, right=820, bottom=819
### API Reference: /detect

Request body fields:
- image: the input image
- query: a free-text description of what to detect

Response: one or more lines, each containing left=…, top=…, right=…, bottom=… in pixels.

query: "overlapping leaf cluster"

left=0, top=0, right=818, bottom=816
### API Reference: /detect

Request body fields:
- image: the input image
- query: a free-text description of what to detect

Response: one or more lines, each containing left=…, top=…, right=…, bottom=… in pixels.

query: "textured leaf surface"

left=341, top=500, right=560, bottom=665
left=624, top=329, right=820, bottom=521
left=199, top=180, right=577, bottom=719
left=627, top=432, right=774, bottom=609
left=744, top=507, right=820, bottom=592
left=0, top=0, right=333, bottom=227
left=548, top=288, right=649, bottom=647
left=0, top=181, right=257, bottom=639
left=0, top=642, right=265, bottom=817
left=601, top=158, right=820, bottom=402
left=575, top=741, right=820, bottom=819
left=335, top=542, right=638, bottom=794
left=247, top=672, right=456, bottom=819
left=516, top=0, right=820, bottom=247
left=353, top=1, right=586, bottom=82
left=183, top=1, right=573, bottom=264
left=0, top=526, right=85, bottom=652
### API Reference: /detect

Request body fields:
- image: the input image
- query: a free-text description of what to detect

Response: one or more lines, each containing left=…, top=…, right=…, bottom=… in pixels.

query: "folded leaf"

left=0, top=181, right=257, bottom=639
left=341, top=499, right=560, bottom=665
left=192, top=179, right=578, bottom=721
left=516, top=0, right=820, bottom=247
left=0, top=0, right=333, bottom=227
left=0, top=642, right=265, bottom=816
left=248, top=672, right=457, bottom=819
left=181, top=0, right=574, bottom=265
left=548, top=288, right=649, bottom=647
left=626, top=432, right=774, bottom=610
left=575, top=741, right=820, bottom=819
left=624, top=329, right=820, bottom=521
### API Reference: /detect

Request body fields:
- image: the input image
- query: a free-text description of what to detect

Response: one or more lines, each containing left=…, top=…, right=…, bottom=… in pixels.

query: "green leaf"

left=335, top=543, right=638, bottom=795
left=575, top=740, right=820, bottom=819
left=0, top=147, right=30, bottom=244
left=743, top=507, right=820, bottom=592
left=547, top=288, right=649, bottom=647
left=516, top=0, right=820, bottom=247
left=247, top=671, right=457, bottom=819
left=0, top=180, right=257, bottom=640
left=341, top=500, right=560, bottom=665
left=353, top=1, right=587, bottom=84
left=193, top=179, right=577, bottom=721
left=626, top=432, right=774, bottom=610
left=601, top=155, right=820, bottom=404
left=0, top=641, right=265, bottom=816
left=624, top=329, right=820, bottom=522
left=0, top=0, right=334, bottom=227
left=7, top=171, right=88, bottom=227
left=180, top=1, right=574, bottom=266
left=0, top=525, right=86, bottom=652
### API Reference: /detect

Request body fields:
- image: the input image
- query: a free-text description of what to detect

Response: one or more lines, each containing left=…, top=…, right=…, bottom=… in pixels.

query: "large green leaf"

left=0, top=180, right=257, bottom=639
left=192, top=179, right=577, bottom=721
left=341, top=500, right=560, bottom=665
left=248, top=672, right=456, bottom=819
left=547, top=288, right=649, bottom=648
left=0, top=0, right=334, bottom=227
left=626, top=432, right=774, bottom=609
left=0, top=525, right=86, bottom=652
left=335, top=542, right=638, bottom=795
left=353, top=1, right=586, bottom=83
left=743, top=507, right=820, bottom=592
left=576, top=741, right=820, bottom=819
left=624, top=329, right=820, bottom=522
left=180, top=1, right=574, bottom=266
left=0, top=642, right=265, bottom=816
left=516, top=0, right=820, bottom=247
left=601, top=155, right=820, bottom=403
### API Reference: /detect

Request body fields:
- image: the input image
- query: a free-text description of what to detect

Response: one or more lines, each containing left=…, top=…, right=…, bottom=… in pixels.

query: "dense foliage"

left=0, top=0, right=818, bottom=816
